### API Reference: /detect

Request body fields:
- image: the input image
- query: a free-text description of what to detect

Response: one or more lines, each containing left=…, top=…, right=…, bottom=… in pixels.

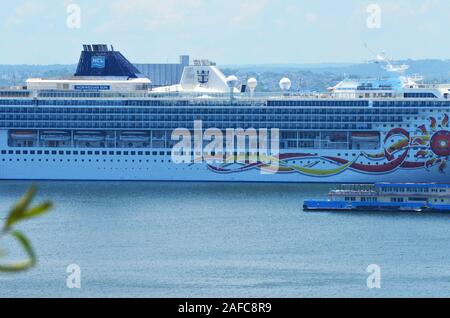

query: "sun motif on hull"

left=412, top=114, right=450, bottom=173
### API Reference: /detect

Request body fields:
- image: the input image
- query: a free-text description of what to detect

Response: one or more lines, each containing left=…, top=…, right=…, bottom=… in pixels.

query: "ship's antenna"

left=247, top=77, right=257, bottom=98
left=279, top=77, right=291, bottom=96
left=226, top=75, right=238, bottom=102
left=297, top=76, right=302, bottom=94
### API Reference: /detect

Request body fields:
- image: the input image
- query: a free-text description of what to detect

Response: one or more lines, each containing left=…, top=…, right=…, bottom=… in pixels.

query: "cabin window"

left=408, top=197, right=427, bottom=202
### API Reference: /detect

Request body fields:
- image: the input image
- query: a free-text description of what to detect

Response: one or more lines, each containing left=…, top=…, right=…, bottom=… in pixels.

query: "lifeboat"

left=10, top=130, right=37, bottom=140
left=120, top=131, right=150, bottom=142
left=330, top=132, right=348, bottom=142
left=40, top=131, right=71, bottom=141
left=351, top=132, right=380, bottom=142
left=74, top=131, right=106, bottom=142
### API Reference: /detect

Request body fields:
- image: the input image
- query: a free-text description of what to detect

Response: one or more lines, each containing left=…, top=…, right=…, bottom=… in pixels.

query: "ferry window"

left=153, top=152, right=157, bottom=155
left=30, top=151, right=35, bottom=155
left=1, top=150, right=6, bottom=154
left=95, top=151, right=100, bottom=155
left=109, top=151, right=114, bottom=155
left=145, top=152, right=150, bottom=156
left=160, top=152, right=164, bottom=156
left=124, top=151, right=129, bottom=155
left=8, top=150, right=13, bottom=154
left=23, top=151, right=28, bottom=155
left=15, top=151, right=21, bottom=155
left=88, top=151, right=93, bottom=155
left=138, top=152, right=143, bottom=156
left=59, top=151, right=64, bottom=155
left=73, top=151, right=78, bottom=155
left=131, top=151, right=136, bottom=156
left=81, top=151, right=86, bottom=155
left=52, top=151, right=57, bottom=155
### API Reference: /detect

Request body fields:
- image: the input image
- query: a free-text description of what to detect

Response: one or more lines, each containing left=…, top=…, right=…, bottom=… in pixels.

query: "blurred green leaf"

left=4, top=185, right=37, bottom=231
left=3, top=185, right=52, bottom=231
left=0, top=231, right=36, bottom=272
left=21, top=201, right=52, bottom=220
left=0, top=185, right=53, bottom=273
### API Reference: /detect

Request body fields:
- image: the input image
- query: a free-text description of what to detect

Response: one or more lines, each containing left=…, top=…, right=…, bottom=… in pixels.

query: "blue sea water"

left=0, top=181, right=450, bottom=298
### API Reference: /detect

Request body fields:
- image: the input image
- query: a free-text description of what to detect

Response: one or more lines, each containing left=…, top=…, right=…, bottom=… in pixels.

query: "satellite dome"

left=279, top=77, right=291, bottom=91
left=226, top=75, right=239, bottom=88
left=247, top=78, right=258, bottom=90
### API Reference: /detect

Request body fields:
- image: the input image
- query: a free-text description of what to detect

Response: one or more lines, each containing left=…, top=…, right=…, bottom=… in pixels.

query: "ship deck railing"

left=330, top=190, right=378, bottom=196
left=1, top=87, right=450, bottom=102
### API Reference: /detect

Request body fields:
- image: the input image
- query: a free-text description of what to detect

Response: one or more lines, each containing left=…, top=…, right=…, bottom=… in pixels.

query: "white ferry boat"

left=303, top=183, right=450, bottom=213
left=0, top=44, right=450, bottom=182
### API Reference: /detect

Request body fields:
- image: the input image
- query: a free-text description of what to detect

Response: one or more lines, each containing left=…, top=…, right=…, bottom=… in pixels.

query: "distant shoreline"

left=2, top=59, right=450, bottom=91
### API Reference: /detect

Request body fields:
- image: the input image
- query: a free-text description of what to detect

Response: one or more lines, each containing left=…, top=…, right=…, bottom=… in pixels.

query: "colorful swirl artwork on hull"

left=208, top=114, right=450, bottom=177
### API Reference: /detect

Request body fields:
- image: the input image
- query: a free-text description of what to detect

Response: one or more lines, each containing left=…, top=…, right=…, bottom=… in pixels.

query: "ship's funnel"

left=74, top=44, right=145, bottom=78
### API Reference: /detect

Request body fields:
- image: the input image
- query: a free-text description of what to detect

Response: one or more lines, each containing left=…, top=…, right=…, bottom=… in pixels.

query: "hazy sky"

left=0, top=0, right=448, bottom=65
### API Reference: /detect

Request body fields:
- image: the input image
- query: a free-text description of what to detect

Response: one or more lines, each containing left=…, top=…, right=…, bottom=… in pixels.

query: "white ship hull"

left=0, top=148, right=447, bottom=183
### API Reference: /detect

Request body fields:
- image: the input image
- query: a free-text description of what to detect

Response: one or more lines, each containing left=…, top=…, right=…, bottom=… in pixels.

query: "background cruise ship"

left=0, top=44, right=449, bottom=183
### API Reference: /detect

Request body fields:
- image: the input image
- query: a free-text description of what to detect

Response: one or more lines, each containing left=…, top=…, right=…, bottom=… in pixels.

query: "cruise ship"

left=0, top=44, right=449, bottom=182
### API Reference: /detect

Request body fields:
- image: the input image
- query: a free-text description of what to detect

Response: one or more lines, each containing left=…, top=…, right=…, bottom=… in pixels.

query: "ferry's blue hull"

left=303, top=200, right=450, bottom=213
